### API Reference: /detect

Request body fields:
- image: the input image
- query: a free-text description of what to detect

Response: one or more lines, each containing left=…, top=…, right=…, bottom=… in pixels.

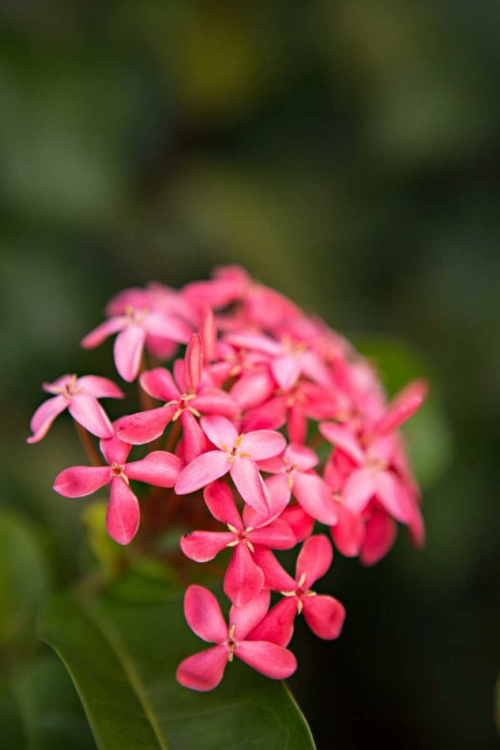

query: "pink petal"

left=319, top=422, right=365, bottom=464
left=224, top=543, right=265, bottom=606
left=229, top=590, right=271, bottom=640
left=176, top=646, right=228, bottom=692
left=331, top=504, right=365, bottom=557
left=227, top=332, right=281, bottom=356
left=360, top=511, right=397, bottom=566
left=299, top=350, right=333, bottom=389
left=229, top=458, right=270, bottom=516
left=343, top=467, right=377, bottom=513
left=285, top=444, right=318, bottom=471
left=242, top=396, right=287, bottom=433
left=80, top=317, right=126, bottom=349
left=203, top=480, right=243, bottom=530
left=180, top=410, right=210, bottom=463
left=106, top=477, right=140, bottom=545
left=200, top=307, right=216, bottom=362
left=271, top=354, right=301, bottom=391
left=375, top=379, right=428, bottom=435
left=249, top=519, right=296, bottom=550
left=375, top=470, right=412, bottom=524
left=252, top=547, right=296, bottom=592
left=181, top=531, right=234, bottom=562
left=99, top=432, right=132, bottom=465
left=240, top=430, right=287, bottom=461
left=27, top=395, right=67, bottom=443
left=125, top=451, right=183, bottom=487
left=292, top=471, right=338, bottom=525
left=144, top=311, right=191, bottom=343
left=236, top=641, right=297, bottom=680
left=302, top=595, right=346, bottom=640
left=408, top=500, right=425, bottom=548
left=53, top=466, right=110, bottom=498
left=140, top=368, right=180, bottom=402
left=43, top=374, right=73, bottom=394
left=175, top=451, right=231, bottom=495
left=68, top=394, right=114, bottom=439
left=184, top=585, right=227, bottom=643
left=288, top=402, right=307, bottom=444
left=280, top=505, right=315, bottom=542
left=230, top=369, right=275, bottom=411
left=114, top=325, right=146, bottom=382
left=116, top=406, right=176, bottom=445
left=191, top=389, right=238, bottom=417
left=246, top=597, right=297, bottom=647
left=200, top=415, right=238, bottom=450
left=296, top=534, right=333, bottom=587
left=184, top=333, right=203, bottom=393
left=76, top=376, right=124, bottom=399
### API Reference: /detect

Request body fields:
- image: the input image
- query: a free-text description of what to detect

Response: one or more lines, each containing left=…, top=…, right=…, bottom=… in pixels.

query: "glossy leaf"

left=38, top=583, right=316, bottom=750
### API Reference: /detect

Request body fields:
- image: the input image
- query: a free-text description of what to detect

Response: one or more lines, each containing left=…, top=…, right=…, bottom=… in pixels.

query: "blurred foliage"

left=0, top=1, right=499, bottom=748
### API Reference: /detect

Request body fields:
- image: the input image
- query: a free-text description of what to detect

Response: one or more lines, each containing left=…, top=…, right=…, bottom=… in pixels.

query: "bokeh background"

left=1, top=2, right=500, bottom=748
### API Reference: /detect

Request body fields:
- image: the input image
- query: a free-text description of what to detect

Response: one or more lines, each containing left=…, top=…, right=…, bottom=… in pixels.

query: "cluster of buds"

left=28, top=266, right=427, bottom=691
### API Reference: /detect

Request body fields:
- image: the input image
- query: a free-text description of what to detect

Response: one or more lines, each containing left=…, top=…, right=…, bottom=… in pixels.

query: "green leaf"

left=353, top=334, right=453, bottom=488
left=38, top=585, right=316, bottom=750
left=0, top=512, right=52, bottom=655
left=0, top=653, right=96, bottom=750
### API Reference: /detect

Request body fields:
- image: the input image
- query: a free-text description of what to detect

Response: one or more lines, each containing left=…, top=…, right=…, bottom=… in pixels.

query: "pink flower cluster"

left=28, top=266, right=427, bottom=691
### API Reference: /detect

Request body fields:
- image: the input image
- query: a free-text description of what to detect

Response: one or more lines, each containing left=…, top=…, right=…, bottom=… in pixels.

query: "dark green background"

left=1, top=2, right=499, bottom=748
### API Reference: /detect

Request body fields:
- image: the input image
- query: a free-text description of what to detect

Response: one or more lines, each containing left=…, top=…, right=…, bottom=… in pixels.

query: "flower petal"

left=343, top=467, right=377, bottom=513
left=76, top=376, right=124, bottom=399
left=144, top=311, right=191, bottom=343
left=224, top=543, right=265, bottom=606
left=296, top=534, right=333, bottom=588
left=139, top=368, right=180, bottom=402
left=375, top=379, right=428, bottom=435
left=99, top=431, right=132, bottom=465
left=229, top=590, right=271, bottom=640
left=246, top=597, right=297, bottom=647
left=319, top=422, right=365, bottom=464
left=175, top=451, right=231, bottom=495
left=292, top=471, right=338, bottom=525
left=181, top=531, right=234, bottom=562
left=53, top=466, right=111, bottom=498
left=176, top=646, right=228, bottom=692
left=27, top=395, right=67, bottom=443
left=251, top=548, right=296, bottom=592
left=200, top=415, right=238, bottom=450
left=184, top=585, right=227, bottom=643
left=331, top=504, right=365, bottom=557
left=116, top=406, right=176, bottom=445
left=360, top=510, right=397, bottom=566
left=375, top=470, right=412, bottom=524
left=184, top=333, right=203, bottom=393
left=180, top=410, right=209, bottom=463
left=236, top=641, right=297, bottom=680
left=271, top=354, right=301, bottom=391
left=68, top=393, right=114, bottom=439
left=280, top=505, right=315, bottom=542
left=302, top=595, right=346, bottom=640
left=285, top=444, right=319, bottom=471
left=230, top=369, right=275, bottom=411
left=203, top=481, right=243, bottom=530
left=125, top=451, right=183, bottom=487
left=230, top=458, right=270, bottom=516
left=240, top=430, right=286, bottom=461
left=191, top=389, right=239, bottom=417
left=106, top=477, right=140, bottom=545
left=80, top=317, right=126, bottom=349
left=249, top=519, right=296, bottom=550
left=114, top=325, right=146, bottom=382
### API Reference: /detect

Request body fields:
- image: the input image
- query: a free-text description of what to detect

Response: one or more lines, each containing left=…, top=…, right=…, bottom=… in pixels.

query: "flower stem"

left=75, top=422, right=104, bottom=467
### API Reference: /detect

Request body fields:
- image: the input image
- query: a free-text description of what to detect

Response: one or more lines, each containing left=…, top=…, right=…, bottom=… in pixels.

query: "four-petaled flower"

left=53, top=431, right=183, bottom=544
left=28, top=374, right=123, bottom=443
left=174, top=415, right=286, bottom=515
left=176, top=585, right=297, bottom=692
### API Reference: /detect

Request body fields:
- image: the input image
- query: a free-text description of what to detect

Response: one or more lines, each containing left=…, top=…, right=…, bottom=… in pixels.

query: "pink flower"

left=249, top=535, right=345, bottom=646
left=174, top=416, right=287, bottom=515
left=176, top=585, right=297, bottom=691
left=258, top=444, right=338, bottom=525
left=180, top=480, right=295, bottom=605
left=28, top=374, right=123, bottom=444
left=81, top=305, right=192, bottom=383
left=320, top=423, right=414, bottom=524
left=117, top=336, right=238, bottom=460
left=53, top=432, right=183, bottom=544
